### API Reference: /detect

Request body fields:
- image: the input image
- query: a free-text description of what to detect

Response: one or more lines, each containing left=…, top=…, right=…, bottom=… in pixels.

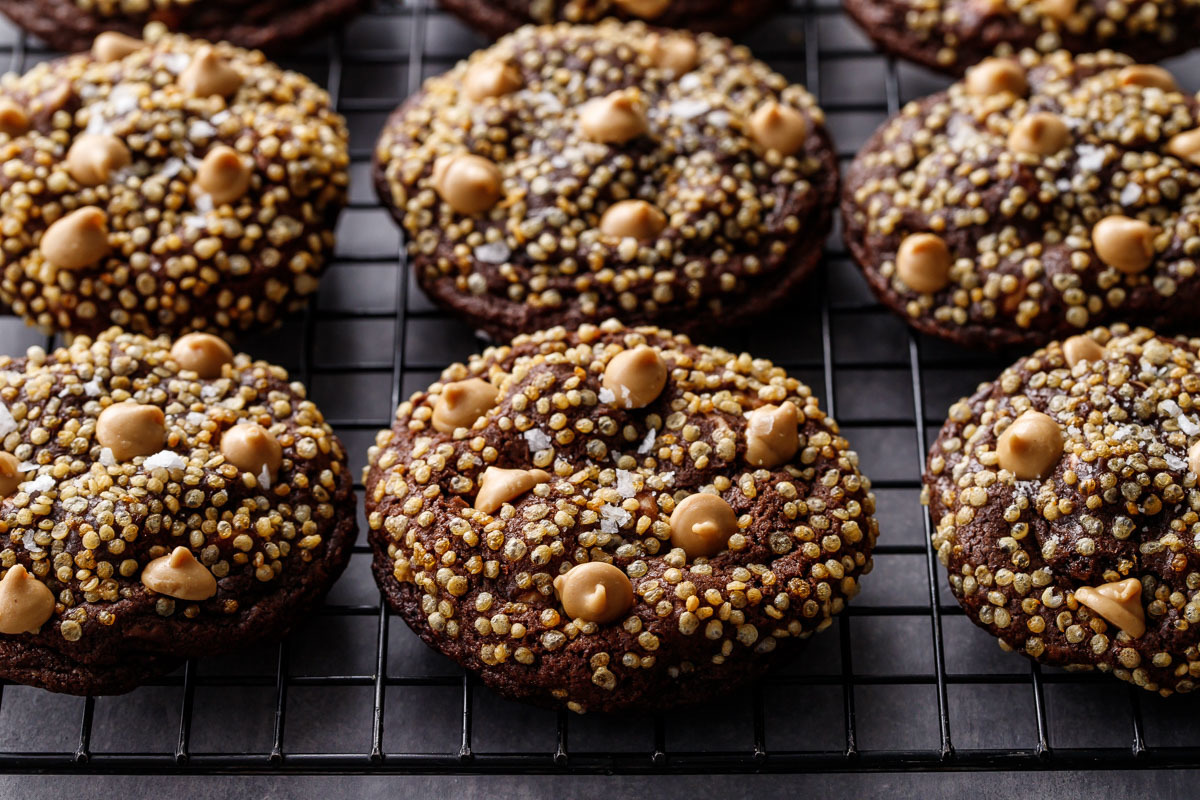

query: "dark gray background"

left=1, top=0, right=1199, bottom=795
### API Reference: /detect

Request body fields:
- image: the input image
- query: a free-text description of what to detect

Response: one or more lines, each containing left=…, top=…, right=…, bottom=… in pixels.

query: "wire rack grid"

left=0, top=0, right=1199, bottom=776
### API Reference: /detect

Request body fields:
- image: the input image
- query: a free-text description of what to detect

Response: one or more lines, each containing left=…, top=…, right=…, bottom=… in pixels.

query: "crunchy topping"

left=365, top=321, right=878, bottom=712
left=0, top=28, right=349, bottom=337
left=553, top=562, right=634, bottom=622
left=0, top=565, right=55, bottom=635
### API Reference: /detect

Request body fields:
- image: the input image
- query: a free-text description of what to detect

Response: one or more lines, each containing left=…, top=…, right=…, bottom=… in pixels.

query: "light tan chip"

left=96, top=403, right=166, bottom=462
left=0, top=565, right=55, bottom=634
left=965, top=57, right=1027, bottom=97
left=669, top=492, right=738, bottom=558
left=180, top=46, right=243, bottom=98
left=612, top=0, right=671, bottom=18
left=463, top=59, right=523, bottom=101
left=474, top=466, right=550, bottom=514
left=602, top=345, right=667, bottom=409
left=432, top=378, right=498, bottom=433
left=1074, top=578, right=1145, bottom=638
left=745, top=403, right=800, bottom=468
left=748, top=101, right=808, bottom=157
left=996, top=410, right=1063, bottom=480
left=645, top=33, right=698, bottom=77
left=1093, top=215, right=1155, bottom=274
left=221, top=423, right=283, bottom=483
left=578, top=89, right=648, bottom=144
left=1166, top=129, right=1200, bottom=165
left=1037, top=0, right=1076, bottom=20
left=896, top=232, right=952, bottom=293
left=92, top=31, right=142, bottom=62
left=1061, top=334, right=1104, bottom=368
left=1007, top=112, right=1070, bottom=156
left=1188, top=440, right=1200, bottom=477
left=1118, top=64, right=1177, bottom=92
left=0, top=453, right=23, bottom=497
left=599, top=200, right=666, bottom=241
left=141, top=547, right=218, bottom=602
left=40, top=206, right=111, bottom=270
left=66, top=134, right=132, bottom=186
left=0, top=100, right=28, bottom=137
left=194, top=145, right=253, bottom=205
left=553, top=562, right=634, bottom=623
left=170, top=332, right=233, bottom=378
left=432, top=153, right=503, bottom=215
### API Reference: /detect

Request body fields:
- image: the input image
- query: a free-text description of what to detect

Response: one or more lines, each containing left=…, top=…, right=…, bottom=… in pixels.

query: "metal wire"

left=0, top=0, right=1191, bottom=775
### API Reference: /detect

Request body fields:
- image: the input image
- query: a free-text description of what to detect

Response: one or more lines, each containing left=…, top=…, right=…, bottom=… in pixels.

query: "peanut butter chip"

left=66, top=133, right=132, bottom=186
left=0, top=100, right=28, bottom=137
left=221, top=423, right=283, bottom=483
left=96, top=403, right=166, bottom=462
left=1118, top=64, right=1177, bottom=92
left=194, top=145, right=253, bottom=205
left=599, top=200, right=667, bottom=241
left=748, top=101, right=808, bottom=157
left=1166, top=129, right=1200, bottom=165
left=0, top=565, right=55, bottom=635
left=1074, top=578, right=1145, bottom=638
left=92, top=31, right=143, bottom=62
left=578, top=89, right=648, bottom=144
left=463, top=59, right=523, bottom=101
left=141, top=547, right=217, bottom=602
left=669, top=492, right=738, bottom=558
left=170, top=332, right=233, bottom=378
left=474, top=467, right=550, bottom=514
left=1037, top=0, right=1076, bottom=20
left=996, top=410, right=1063, bottom=479
left=432, top=153, right=503, bottom=215
left=965, top=57, right=1027, bottom=97
left=553, top=562, right=634, bottom=623
left=1093, top=215, right=1155, bottom=274
left=1187, top=440, right=1200, bottom=477
left=1062, top=334, right=1105, bottom=368
left=0, top=453, right=23, bottom=497
left=432, top=378, right=498, bottom=433
left=1007, top=112, right=1070, bottom=156
left=745, top=403, right=800, bottom=468
left=40, top=206, right=111, bottom=270
left=646, top=33, right=698, bottom=77
left=612, top=0, right=671, bottom=18
left=602, top=345, right=667, bottom=409
left=896, top=232, right=952, bottom=293
left=180, top=46, right=242, bottom=98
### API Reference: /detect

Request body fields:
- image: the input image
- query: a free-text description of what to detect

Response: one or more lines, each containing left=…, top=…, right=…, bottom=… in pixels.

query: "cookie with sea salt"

left=438, top=0, right=780, bottom=39
left=0, top=328, right=356, bottom=695
left=0, top=0, right=366, bottom=54
left=373, top=21, right=838, bottom=340
left=842, top=51, right=1200, bottom=351
left=364, top=320, right=878, bottom=713
left=843, top=0, right=1200, bottom=76
left=925, top=325, right=1200, bottom=695
left=0, top=25, right=350, bottom=339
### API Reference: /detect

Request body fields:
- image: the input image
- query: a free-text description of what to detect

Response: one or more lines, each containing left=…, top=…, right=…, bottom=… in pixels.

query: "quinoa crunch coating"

left=842, top=50, right=1200, bottom=350
left=365, top=321, right=878, bottom=713
left=372, top=21, right=838, bottom=340
left=0, top=328, right=356, bottom=695
left=925, top=325, right=1200, bottom=696
left=843, top=0, right=1200, bottom=76
left=0, top=25, right=350, bottom=339
left=0, top=0, right=368, bottom=54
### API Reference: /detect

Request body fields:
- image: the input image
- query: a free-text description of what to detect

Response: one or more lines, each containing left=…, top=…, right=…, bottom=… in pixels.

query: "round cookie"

left=924, top=325, right=1200, bottom=696
left=438, top=0, right=780, bottom=38
left=364, top=320, right=878, bottom=713
left=0, top=327, right=356, bottom=695
left=0, top=25, right=350, bottom=339
left=372, top=22, right=838, bottom=340
left=843, top=0, right=1200, bottom=76
left=842, top=51, right=1200, bottom=351
left=0, top=0, right=367, bottom=54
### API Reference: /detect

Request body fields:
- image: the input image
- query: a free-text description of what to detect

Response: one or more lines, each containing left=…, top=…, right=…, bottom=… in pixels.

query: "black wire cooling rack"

left=2, top=0, right=1200, bottom=776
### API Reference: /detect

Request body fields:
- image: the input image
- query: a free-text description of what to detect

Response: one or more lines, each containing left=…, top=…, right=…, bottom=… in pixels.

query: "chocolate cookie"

left=924, top=325, right=1200, bottom=696
left=0, top=25, right=350, bottom=339
left=842, top=51, right=1200, bottom=351
left=843, top=0, right=1200, bottom=76
left=0, top=0, right=366, bottom=54
left=364, top=320, right=878, bottom=713
left=0, top=328, right=356, bottom=695
left=373, top=22, right=837, bottom=340
left=438, top=0, right=780, bottom=38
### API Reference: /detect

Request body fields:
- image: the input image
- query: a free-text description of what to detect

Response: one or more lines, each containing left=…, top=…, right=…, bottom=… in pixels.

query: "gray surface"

left=0, top=0, right=1198, bottom=791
